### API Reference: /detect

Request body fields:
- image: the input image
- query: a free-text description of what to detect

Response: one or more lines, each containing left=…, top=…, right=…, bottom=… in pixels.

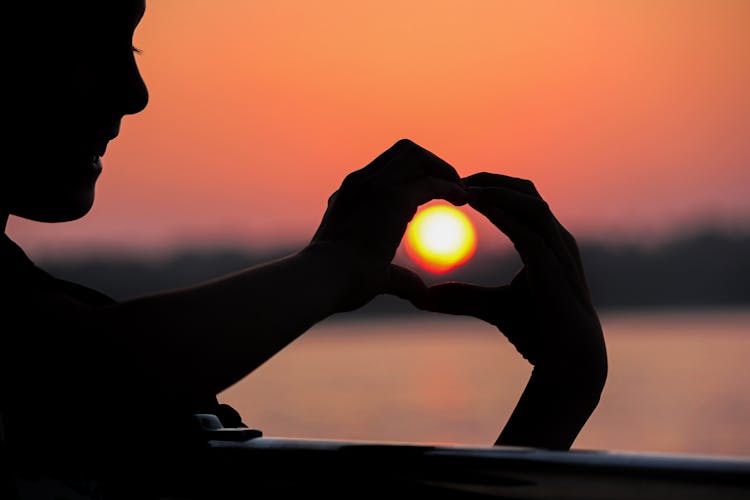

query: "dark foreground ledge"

left=150, top=416, right=750, bottom=500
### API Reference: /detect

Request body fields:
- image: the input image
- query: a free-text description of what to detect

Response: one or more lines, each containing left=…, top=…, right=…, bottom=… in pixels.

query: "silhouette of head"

left=4, top=0, right=148, bottom=223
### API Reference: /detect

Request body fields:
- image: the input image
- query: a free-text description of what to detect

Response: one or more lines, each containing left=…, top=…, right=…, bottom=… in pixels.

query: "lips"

left=91, top=128, right=119, bottom=157
left=77, top=155, right=103, bottom=180
left=76, top=148, right=103, bottom=171
left=78, top=138, right=108, bottom=175
left=72, top=126, right=118, bottom=169
left=92, top=138, right=112, bottom=157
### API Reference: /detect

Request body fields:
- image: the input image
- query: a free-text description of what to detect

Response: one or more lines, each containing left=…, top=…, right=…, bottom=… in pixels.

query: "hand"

left=420, top=173, right=607, bottom=449
left=310, top=139, right=467, bottom=311
left=422, top=172, right=606, bottom=372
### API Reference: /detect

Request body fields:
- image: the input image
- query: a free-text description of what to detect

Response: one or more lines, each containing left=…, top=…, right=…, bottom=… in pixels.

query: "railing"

left=176, top=414, right=750, bottom=499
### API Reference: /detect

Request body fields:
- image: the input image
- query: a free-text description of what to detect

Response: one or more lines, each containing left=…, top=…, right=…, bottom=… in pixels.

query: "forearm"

left=99, top=242, right=369, bottom=399
left=496, top=356, right=607, bottom=451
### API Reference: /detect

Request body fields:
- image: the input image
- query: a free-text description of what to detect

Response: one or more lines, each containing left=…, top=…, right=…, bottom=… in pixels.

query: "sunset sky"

left=8, top=0, right=750, bottom=259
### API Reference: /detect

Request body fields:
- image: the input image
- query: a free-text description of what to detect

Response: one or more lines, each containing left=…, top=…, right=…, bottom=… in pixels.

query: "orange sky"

left=9, top=0, right=750, bottom=258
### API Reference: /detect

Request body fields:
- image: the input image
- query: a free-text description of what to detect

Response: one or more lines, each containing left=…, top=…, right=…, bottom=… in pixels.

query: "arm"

left=98, top=242, right=374, bottom=400
left=496, top=365, right=605, bottom=450
left=420, top=173, right=607, bottom=451
left=91, top=139, right=466, bottom=402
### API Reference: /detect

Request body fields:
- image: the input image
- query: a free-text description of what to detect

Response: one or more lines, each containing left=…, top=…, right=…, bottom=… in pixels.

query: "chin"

left=14, top=190, right=96, bottom=223
left=46, top=203, right=95, bottom=223
left=7, top=152, right=102, bottom=222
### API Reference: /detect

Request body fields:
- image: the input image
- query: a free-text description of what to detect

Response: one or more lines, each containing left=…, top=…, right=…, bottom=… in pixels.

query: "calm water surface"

left=219, top=309, right=750, bottom=458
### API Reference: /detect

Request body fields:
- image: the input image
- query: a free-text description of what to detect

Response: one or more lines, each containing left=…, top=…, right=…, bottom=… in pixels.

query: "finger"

left=470, top=174, right=586, bottom=287
left=423, top=282, right=497, bottom=322
left=338, top=139, right=423, bottom=193
left=555, top=223, right=591, bottom=299
left=463, top=173, right=584, bottom=277
left=469, top=187, right=573, bottom=260
left=384, top=264, right=428, bottom=307
left=469, top=200, right=553, bottom=269
left=362, top=138, right=419, bottom=173
left=392, top=176, right=469, bottom=209
left=375, top=141, right=464, bottom=186
left=415, top=147, right=464, bottom=184
left=465, top=173, right=580, bottom=263
left=463, top=172, right=541, bottom=198
left=468, top=186, right=561, bottom=247
left=469, top=187, right=585, bottom=294
left=326, top=189, right=340, bottom=206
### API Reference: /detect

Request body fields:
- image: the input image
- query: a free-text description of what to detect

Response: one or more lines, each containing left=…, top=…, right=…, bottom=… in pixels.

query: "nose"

left=120, top=55, right=149, bottom=116
left=105, top=52, right=148, bottom=118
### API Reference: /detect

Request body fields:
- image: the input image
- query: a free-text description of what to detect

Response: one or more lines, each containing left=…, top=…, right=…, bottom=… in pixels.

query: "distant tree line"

left=40, top=229, right=750, bottom=314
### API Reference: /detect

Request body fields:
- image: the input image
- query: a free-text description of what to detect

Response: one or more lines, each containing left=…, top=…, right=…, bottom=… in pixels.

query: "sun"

left=404, top=203, right=477, bottom=274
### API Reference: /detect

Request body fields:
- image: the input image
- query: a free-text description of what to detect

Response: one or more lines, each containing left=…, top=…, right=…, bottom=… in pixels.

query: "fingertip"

left=434, top=179, right=469, bottom=206
left=387, top=264, right=429, bottom=307
left=424, top=282, right=489, bottom=317
left=462, top=172, right=492, bottom=187
left=466, top=187, right=491, bottom=206
left=449, top=186, right=470, bottom=206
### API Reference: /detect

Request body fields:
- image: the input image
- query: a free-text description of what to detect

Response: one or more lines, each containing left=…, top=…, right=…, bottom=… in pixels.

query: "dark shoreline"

left=39, top=228, right=750, bottom=313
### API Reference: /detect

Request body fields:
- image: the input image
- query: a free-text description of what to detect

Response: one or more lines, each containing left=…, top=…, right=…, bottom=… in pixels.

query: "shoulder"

left=1, top=234, right=114, bottom=307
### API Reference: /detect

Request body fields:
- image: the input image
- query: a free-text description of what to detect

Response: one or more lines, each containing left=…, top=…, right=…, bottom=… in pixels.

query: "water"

left=219, top=309, right=750, bottom=458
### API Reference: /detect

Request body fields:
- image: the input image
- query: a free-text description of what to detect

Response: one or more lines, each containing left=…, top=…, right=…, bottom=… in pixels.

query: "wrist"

left=534, top=350, right=608, bottom=404
left=535, top=322, right=608, bottom=386
left=301, top=241, right=387, bottom=313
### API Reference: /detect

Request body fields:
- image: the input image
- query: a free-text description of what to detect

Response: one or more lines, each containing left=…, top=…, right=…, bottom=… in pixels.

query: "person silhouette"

left=2, top=0, right=607, bottom=497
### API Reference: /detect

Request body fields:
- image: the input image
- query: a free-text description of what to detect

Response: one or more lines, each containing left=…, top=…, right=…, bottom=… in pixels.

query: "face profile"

left=4, top=0, right=148, bottom=223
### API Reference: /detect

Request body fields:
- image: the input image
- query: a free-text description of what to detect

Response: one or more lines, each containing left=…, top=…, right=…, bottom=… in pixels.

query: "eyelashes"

left=132, top=45, right=143, bottom=55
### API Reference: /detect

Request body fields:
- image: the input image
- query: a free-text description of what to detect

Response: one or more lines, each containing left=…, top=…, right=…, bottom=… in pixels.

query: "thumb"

left=384, top=264, right=428, bottom=308
left=424, top=282, right=496, bottom=322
